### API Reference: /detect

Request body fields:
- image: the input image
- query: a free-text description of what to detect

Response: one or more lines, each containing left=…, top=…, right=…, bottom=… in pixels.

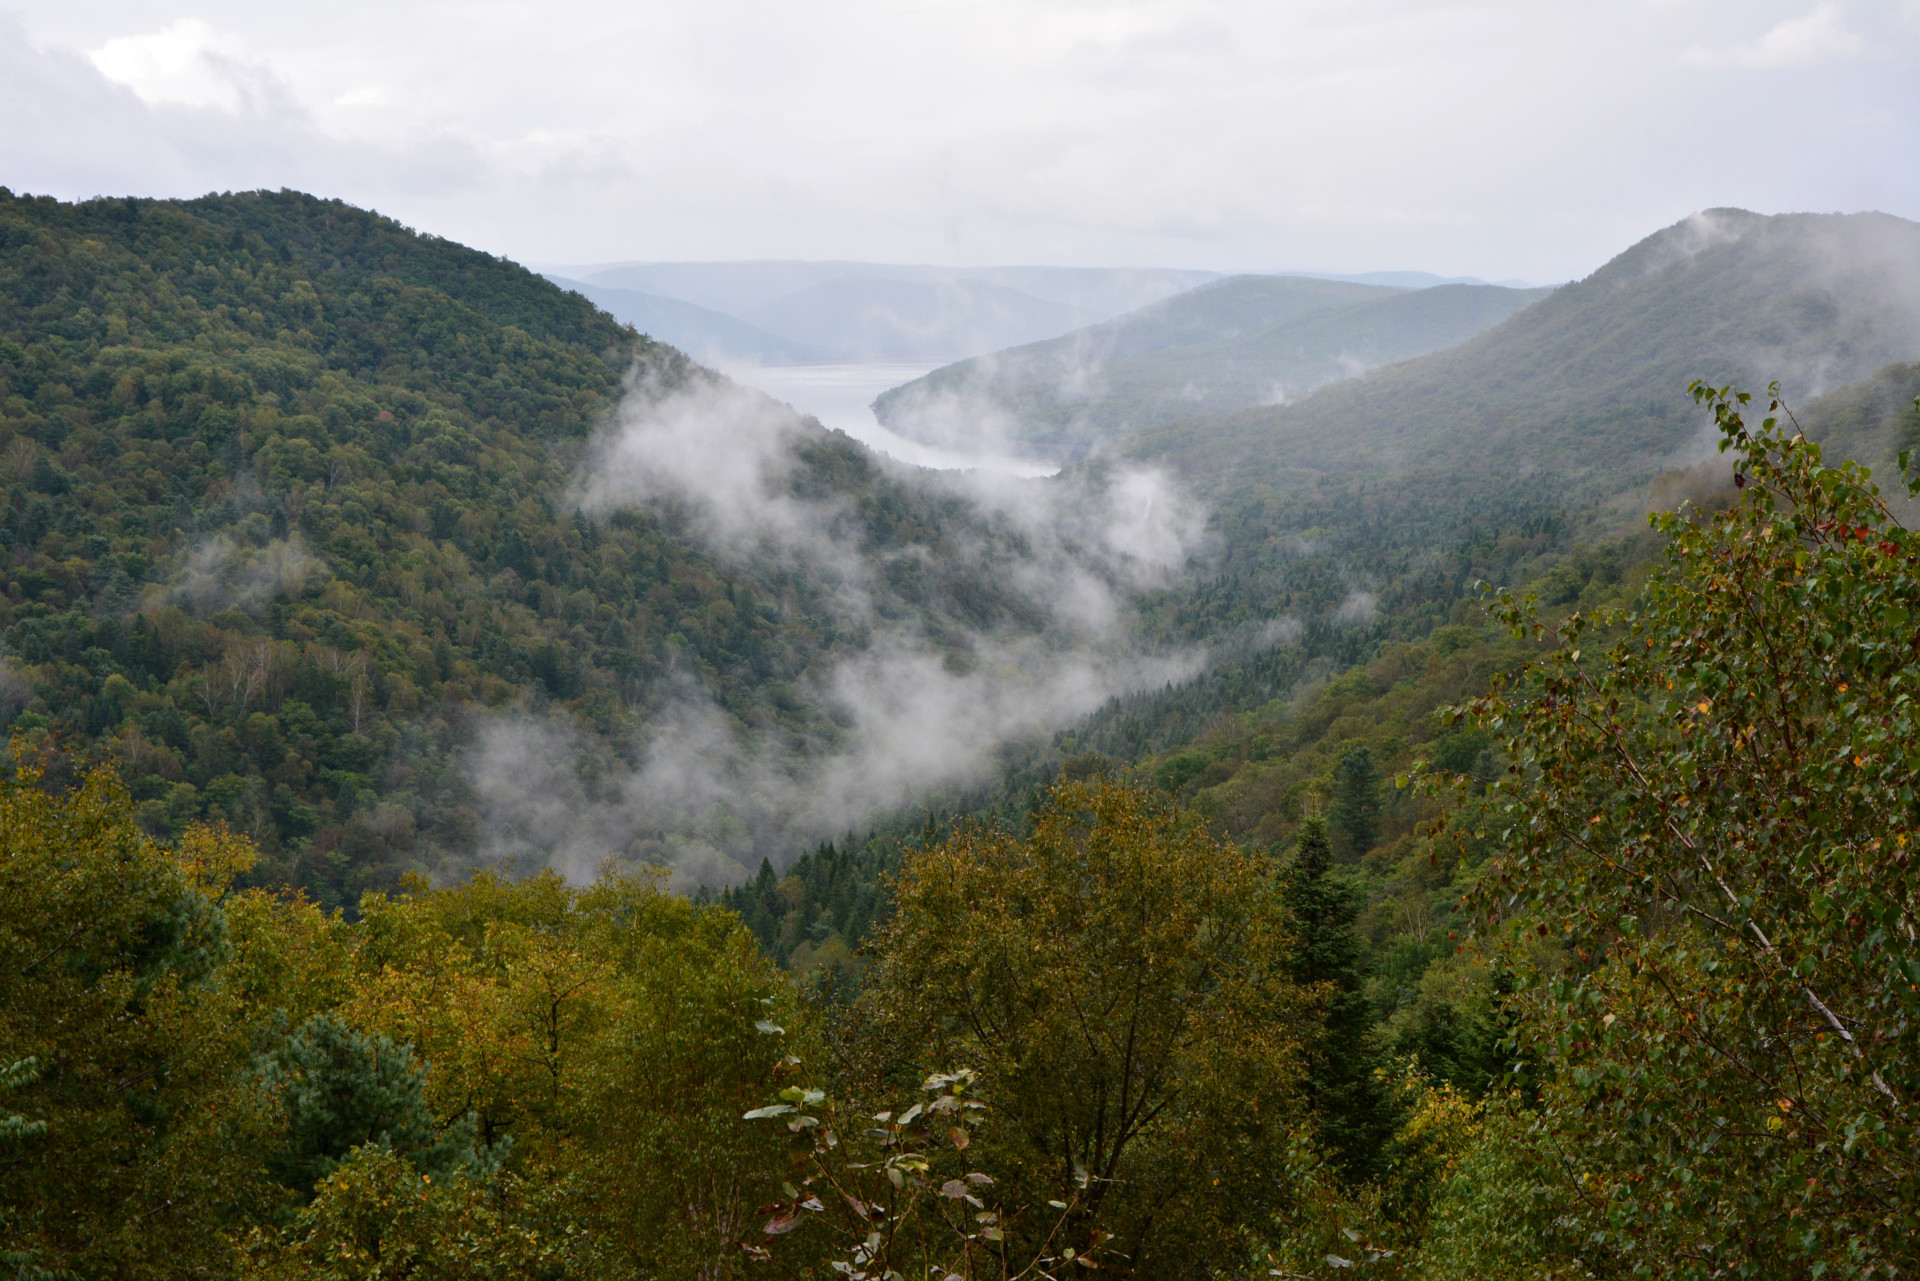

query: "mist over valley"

left=5, top=3, right=1920, bottom=1275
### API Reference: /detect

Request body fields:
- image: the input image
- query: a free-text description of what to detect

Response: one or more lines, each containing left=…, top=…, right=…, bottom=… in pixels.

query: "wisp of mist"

left=469, top=363, right=1211, bottom=888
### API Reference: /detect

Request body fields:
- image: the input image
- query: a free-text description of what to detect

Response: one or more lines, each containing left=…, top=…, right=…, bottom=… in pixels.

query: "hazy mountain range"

left=1121, top=209, right=1920, bottom=510
left=873, top=276, right=1553, bottom=458
left=539, top=260, right=1542, bottom=367
left=541, top=261, right=1217, bottom=363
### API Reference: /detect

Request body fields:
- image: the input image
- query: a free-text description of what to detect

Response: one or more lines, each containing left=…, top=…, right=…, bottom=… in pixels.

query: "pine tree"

left=1282, top=817, right=1394, bottom=1183
left=256, top=1013, right=480, bottom=1198
left=1327, top=746, right=1382, bottom=856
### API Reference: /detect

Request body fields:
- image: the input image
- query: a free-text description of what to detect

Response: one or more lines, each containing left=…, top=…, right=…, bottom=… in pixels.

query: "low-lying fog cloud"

left=167, top=532, right=322, bottom=615
left=474, top=366, right=1210, bottom=887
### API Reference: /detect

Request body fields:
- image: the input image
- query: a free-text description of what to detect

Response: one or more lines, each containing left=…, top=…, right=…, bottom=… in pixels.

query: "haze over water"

left=721, top=362, right=1061, bottom=478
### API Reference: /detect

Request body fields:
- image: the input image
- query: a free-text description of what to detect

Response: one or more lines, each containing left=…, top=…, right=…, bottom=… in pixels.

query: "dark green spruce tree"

left=1282, top=816, right=1394, bottom=1183
left=1327, top=746, right=1382, bottom=857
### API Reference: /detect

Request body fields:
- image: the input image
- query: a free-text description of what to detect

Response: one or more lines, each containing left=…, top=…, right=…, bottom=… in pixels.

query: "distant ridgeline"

left=0, top=189, right=1061, bottom=907
left=874, top=275, right=1552, bottom=460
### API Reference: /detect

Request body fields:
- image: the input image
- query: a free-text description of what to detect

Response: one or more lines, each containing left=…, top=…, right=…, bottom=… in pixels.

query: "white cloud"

left=88, top=18, right=269, bottom=112
left=1335, top=591, right=1378, bottom=624
left=1685, top=4, right=1869, bottom=70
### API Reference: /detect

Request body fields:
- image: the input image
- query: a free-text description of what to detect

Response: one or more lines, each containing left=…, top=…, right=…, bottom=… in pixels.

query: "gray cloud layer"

left=4, top=3, right=1916, bottom=281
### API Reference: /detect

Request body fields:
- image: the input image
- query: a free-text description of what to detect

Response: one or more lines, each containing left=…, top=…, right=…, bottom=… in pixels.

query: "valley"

left=5, top=185, right=1919, bottom=1280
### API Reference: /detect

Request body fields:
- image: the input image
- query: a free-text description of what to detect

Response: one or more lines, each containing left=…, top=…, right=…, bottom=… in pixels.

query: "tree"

left=864, top=779, right=1309, bottom=1279
left=1283, top=817, right=1393, bottom=1182
left=239, top=1144, right=571, bottom=1281
left=0, top=750, right=275, bottom=1278
left=256, top=1013, right=483, bottom=1198
left=1328, top=746, right=1382, bottom=857
left=1440, top=382, right=1920, bottom=1275
left=339, top=868, right=799, bottom=1280
left=0, top=1057, right=54, bottom=1281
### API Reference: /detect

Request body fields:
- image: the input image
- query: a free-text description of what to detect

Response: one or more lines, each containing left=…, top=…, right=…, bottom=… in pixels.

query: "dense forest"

left=7, top=187, right=1920, bottom=1276
left=0, top=188, right=1101, bottom=905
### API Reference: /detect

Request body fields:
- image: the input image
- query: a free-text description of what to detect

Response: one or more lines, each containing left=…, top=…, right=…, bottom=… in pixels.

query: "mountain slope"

left=1094, top=209, right=1920, bottom=685
left=0, top=189, right=1169, bottom=904
left=1127, top=210, right=1920, bottom=502
left=543, top=275, right=826, bottom=363
left=876, top=278, right=1548, bottom=458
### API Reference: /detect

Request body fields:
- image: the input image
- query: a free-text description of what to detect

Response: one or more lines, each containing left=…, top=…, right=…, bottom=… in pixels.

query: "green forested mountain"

left=1126, top=210, right=1920, bottom=500
left=873, top=275, right=1546, bottom=458
left=1096, top=210, right=1920, bottom=677
left=0, top=188, right=1089, bottom=906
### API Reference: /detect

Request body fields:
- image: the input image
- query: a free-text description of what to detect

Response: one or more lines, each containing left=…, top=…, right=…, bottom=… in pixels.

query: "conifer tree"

left=1282, top=817, right=1393, bottom=1183
left=1328, top=746, right=1382, bottom=856
left=255, top=1013, right=481, bottom=1198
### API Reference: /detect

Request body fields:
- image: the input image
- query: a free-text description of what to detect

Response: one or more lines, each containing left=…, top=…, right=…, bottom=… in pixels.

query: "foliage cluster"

left=1427, top=382, right=1920, bottom=1275
left=2, top=755, right=1367, bottom=1281
left=0, top=745, right=804, bottom=1278
left=862, top=779, right=1309, bottom=1275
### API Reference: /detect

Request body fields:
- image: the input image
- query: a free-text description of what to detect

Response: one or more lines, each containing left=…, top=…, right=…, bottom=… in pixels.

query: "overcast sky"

left=2, top=1, right=1915, bottom=282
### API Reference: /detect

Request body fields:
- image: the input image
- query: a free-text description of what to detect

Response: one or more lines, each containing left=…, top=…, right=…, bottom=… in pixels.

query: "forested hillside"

left=716, top=219, right=1920, bottom=997
left=875, top=275, right=1547, bottom=458
left=726, top=353, right=1920, bottom=1018
left=1108, top=210, right=1920, bottom=680
left=0, top=189, right=1128, bottom=905
left=14, top=382, right=1920, bottom=1278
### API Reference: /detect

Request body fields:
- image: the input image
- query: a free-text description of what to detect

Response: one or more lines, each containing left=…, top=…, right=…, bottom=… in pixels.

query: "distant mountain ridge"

left=873, top=274, right=1549, bottom=459
left=542, top=261, right=1221, bottom=363
left=1121, top=209, right=1920, bottom=506
left=543, top=274, right=829, bottom=364
left=536, top=260, right=1538, bottom=369
left=1277, top=269, right=1538, bottom=289
left=739, top=276, right=1082, bottom=362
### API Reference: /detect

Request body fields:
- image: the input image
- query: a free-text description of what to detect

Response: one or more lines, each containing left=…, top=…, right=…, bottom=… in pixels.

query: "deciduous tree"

left=865, top=779, right=1308, bottom=1278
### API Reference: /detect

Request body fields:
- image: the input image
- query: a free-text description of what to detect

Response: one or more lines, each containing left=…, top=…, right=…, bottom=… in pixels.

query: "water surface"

left=722, top=361, right=1059, bottom=478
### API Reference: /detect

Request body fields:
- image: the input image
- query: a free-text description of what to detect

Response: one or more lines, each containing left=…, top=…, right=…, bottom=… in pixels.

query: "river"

left=719, top=361, right=1059, bottom=478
